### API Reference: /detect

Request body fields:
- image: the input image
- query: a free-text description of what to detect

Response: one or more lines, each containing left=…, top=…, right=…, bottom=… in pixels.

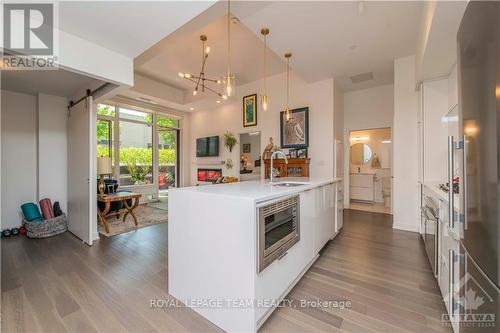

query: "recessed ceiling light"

left=350, top=136, right=369, bottom=142
left=349, top=45, right=357, bottom=51
left=189, top=107, right=194, bottom=111
left=216, top=100, right=221, bottom=104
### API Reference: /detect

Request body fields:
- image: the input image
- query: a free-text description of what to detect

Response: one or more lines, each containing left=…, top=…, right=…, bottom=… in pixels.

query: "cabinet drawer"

left=350, top=187, right=374, bottom=201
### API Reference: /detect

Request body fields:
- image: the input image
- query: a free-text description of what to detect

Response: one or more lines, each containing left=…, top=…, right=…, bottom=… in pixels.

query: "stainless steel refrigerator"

left=456, top=1, right=500, bottom=331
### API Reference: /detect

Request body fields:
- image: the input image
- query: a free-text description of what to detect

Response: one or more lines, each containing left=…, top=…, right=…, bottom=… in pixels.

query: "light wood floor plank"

left=1, top=209, right=451, bottom=333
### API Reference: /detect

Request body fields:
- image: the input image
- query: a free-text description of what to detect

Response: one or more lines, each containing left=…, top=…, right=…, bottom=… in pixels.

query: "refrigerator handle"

left=448, top=136, right=454, bottom=230
left=462, top=134, right=468, bottom=231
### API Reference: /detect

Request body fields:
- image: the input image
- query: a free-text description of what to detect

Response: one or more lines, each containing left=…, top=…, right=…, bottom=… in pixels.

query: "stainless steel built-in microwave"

left=258, top=195, right=300, bottom=273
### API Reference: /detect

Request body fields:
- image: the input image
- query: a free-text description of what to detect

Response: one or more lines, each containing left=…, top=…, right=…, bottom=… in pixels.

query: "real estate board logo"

left=2, top=2, right=57, bottom=70
left=442, top=272, right=496, bottom=329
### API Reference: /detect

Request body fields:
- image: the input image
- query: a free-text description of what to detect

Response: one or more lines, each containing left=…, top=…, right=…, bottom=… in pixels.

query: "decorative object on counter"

left=439, top=177, right=460, bottom=194
left=223, top=132, right=238, bottom=152
left=97, top=156, right=113, bottom=194
left=296, top=148, right=308, bottom=158
left=370, top=153, right=381, bottom=168
left=243, top=94, right=257, bottom=127
left=178, top=35, right=227, bottom=101
left=289, top=148, right=297, bottom=159
left=215, top=176, right=238, bottom=184
left=261, top=28, right=270, bottom=111
left=264, top=158, right=310, bottom=179
left=225, top=158, right=234, bottom=169
left=263, top=137, right=278, bottom=159
left=242, top=143, right=251, bottom=153
left=280, top=107, right=309, bottom=148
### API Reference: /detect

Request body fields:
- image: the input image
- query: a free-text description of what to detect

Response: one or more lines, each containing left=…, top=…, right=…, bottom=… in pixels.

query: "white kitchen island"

left=168, top=177, right=343, bottom=332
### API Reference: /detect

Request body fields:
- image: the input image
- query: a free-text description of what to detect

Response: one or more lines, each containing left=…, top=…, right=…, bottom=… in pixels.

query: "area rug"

left=98, top=204, right=167, bottom=237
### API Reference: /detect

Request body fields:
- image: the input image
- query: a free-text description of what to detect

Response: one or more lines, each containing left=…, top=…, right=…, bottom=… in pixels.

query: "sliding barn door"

left=67, top=96, right=96, bottom=245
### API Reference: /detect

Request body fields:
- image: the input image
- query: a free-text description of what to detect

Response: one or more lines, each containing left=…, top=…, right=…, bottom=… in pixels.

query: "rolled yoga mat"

left=39, top=198, right=54, bottom=220
left=20, top=203, right=43, bottom=222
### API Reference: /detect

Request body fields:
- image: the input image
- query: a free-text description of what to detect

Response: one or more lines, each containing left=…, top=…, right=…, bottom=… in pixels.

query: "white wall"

left=188, top=73, right=337, bottom=185
left=422, top=78, right=449, bottom=183
left=343, top=84, right=394, bottom=206
left=1, top=91, right=38, bottom=229
left=1, top=90, right=69, bottom=229
left=307, top=79, right=334, bottom=178
left=393, top=55, right=419, bottom=232
left=333, top=81, right=344, bottom=141
left=37, top=93, right=68, bottom=213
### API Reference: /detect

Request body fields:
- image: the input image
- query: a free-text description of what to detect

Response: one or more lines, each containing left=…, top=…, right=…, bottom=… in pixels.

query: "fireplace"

left=197, top=168, right=222, bottom=182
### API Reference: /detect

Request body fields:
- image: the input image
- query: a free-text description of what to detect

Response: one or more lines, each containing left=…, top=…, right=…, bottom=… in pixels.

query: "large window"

left=119, top=110, right=153, bottom=186
left=96, top=103, right=180, bottom=190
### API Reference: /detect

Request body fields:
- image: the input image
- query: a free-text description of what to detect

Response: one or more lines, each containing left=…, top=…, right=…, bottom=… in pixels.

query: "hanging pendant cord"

left=227, top=0, right=231, bottom=78
left=264, top=35, right=267, bottom=96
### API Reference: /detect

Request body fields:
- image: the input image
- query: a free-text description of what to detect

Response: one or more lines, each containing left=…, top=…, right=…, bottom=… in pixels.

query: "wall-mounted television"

left=196, top=136, right=219, bottom=157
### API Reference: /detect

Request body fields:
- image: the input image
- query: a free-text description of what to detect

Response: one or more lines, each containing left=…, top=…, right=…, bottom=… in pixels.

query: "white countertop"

left=172, top=177, right=342, bottom=203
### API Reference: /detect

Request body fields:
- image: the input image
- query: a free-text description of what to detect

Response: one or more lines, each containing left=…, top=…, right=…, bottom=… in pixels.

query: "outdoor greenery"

left=96, top=104, right=177, bottom=185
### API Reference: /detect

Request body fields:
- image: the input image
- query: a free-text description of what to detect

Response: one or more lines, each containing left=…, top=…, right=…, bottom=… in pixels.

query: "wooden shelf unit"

left=263, top=158, right=310, bottom=179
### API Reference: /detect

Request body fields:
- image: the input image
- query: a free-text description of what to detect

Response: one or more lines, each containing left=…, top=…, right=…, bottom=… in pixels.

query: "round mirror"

left=350, top=143, right=372, bottom=165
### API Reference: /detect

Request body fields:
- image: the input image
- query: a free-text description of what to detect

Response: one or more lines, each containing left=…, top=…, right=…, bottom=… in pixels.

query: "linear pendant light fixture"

left=223, top=0, right=235, bottom=97
left=261, top=28, right=269, bottom=111
left=284, top=52, right=292, bottom=121
left=178, top=35, right=227, bottom=101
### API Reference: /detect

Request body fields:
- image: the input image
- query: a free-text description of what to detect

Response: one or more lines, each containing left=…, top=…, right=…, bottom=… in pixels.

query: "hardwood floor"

left=1, top=209, right=450, bottom=333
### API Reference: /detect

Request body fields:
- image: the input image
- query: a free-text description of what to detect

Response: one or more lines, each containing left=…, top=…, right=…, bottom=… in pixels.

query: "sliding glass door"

left=158, top=127, right=179, bottom=197
left=96, top=104, right=181, bottom=199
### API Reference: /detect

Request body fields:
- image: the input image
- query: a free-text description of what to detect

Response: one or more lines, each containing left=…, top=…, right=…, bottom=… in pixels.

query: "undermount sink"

left=272, top=182, right=308, bottom=187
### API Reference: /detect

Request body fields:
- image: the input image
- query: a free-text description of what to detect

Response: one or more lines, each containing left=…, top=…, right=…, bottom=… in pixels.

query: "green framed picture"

left=243, top=94, right=257, bottom=127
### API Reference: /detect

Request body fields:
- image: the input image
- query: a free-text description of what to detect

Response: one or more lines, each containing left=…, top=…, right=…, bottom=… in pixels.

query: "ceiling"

left=239, top=1, right=424, bottom=91
left=1, top=69, right=103, bottom=98
left=59, top=1, right=216, bottom=58
left=134, top=1, right=425, bottom=95
left=135, top=13, right=285, bottom=98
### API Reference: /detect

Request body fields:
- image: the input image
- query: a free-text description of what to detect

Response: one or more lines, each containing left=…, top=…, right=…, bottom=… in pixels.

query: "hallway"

left=1, top=210, right=450, bottom=332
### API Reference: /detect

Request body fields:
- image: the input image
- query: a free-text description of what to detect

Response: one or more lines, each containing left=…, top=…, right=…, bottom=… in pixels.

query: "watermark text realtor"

left=2, top=2, right=58, bottom=70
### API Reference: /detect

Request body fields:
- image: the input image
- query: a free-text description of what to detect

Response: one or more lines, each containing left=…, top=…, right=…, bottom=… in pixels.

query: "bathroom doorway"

left=239, top=131, right=262, bottom=181
left=348, top=128, right=392, bottom=214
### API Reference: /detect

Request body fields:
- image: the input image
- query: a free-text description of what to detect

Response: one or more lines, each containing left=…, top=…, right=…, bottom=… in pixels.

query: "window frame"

left=96, top=102, right=182, bottom=194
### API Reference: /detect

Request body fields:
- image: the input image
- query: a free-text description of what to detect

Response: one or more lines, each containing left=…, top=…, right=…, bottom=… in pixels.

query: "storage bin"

left=23, top=214, right=68, bottom=238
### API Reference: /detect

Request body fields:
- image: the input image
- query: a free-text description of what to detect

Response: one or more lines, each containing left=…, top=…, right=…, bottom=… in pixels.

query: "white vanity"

left=168, top=177, right=343, bottom=332
left=349, top=173, right=374, bottom=201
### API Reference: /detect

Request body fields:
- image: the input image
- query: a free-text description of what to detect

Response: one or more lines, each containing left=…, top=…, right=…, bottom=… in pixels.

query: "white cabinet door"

left=336, top=181, right=344, bottom=232
left=311, top=184, right=335, bottom=254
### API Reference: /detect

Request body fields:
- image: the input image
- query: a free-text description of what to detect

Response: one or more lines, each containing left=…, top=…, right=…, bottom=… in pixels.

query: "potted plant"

left=224, top=132, right=238, bottom=152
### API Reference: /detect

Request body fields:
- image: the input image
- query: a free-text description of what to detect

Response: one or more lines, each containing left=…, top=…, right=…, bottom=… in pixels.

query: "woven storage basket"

left=24, top=214, right=68, bottom=238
